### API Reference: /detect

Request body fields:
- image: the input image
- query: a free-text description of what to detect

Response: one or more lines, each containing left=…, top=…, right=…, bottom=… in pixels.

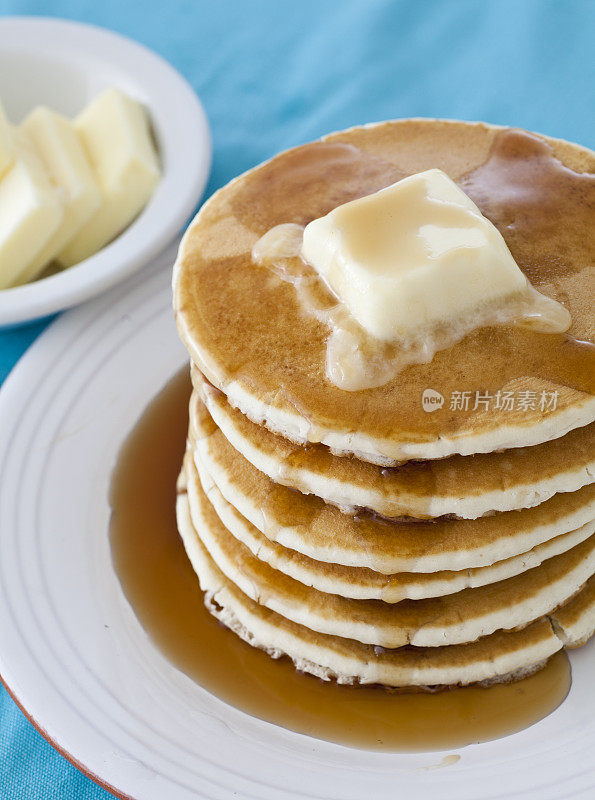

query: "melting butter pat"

left=0, top=131, right=64, bottom=289
left=17, top=107, right=102, bottom=284
left=302, top=169, right=529, bottom=342
left=58, top=88, right=160, bottom=267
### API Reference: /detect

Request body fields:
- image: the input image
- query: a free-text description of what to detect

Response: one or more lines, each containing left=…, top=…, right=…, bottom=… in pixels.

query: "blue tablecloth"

left=1, top=0, right=593, bottom=796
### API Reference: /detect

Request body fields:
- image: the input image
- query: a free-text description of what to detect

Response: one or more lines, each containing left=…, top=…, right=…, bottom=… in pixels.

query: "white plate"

left=0, top=245, right=593, bottom=800
left=0, top=17, right=211, bottom=327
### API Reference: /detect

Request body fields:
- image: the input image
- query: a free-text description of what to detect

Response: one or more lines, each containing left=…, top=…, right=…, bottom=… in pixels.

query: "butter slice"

left=302, top=169, right=527, bottom=342
left=0, top=100, right=14, bottom=178
left=58, top=88, right=160, bottom=267
left=0, top=131, right=64, bottom=289
left=17, top=107, right=102, bottom=283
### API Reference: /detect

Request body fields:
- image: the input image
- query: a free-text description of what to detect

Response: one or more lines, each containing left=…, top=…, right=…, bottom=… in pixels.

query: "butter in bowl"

left=0, top=88, right=160, bottom=290
left=0, top=16, right=211, bottom=327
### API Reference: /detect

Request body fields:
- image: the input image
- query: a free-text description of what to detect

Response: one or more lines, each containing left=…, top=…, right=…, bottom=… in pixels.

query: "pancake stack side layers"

left=173, top=119, right=595, bottom=689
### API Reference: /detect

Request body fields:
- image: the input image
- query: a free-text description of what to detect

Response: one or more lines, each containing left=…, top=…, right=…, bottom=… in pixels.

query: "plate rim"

left=0, top=673, right=133, bottom=800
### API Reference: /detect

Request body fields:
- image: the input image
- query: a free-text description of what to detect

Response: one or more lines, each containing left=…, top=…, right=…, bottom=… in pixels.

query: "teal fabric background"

left=0, top=0, right=593, bottom=796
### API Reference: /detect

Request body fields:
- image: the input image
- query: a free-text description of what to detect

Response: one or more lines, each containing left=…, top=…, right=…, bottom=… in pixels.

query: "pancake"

left=173, top=119, right=595, bottom=466
left=191, top=454, right=595, bottom=602
left=192, top=378, right=595, bottom=519
left=552, top=575, right=595, bottom=647
left=190, top=394, right=595, bottom=573
left=185, top=460, right=595, bottom=648
left=176, top=491, right=594, bottom=687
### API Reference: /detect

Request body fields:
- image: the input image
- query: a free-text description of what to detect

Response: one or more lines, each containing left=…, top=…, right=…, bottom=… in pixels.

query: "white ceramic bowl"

left=0, top=16, right=211, bottom=327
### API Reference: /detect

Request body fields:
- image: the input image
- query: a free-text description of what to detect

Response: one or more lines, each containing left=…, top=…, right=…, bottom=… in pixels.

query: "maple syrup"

left=109, top=369, right=572, bottom=752
left=250, top=131, right=594, bottom=393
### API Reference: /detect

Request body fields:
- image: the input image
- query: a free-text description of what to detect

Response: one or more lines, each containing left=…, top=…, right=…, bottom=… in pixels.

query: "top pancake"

left=174, top=119, right=595, bottom=465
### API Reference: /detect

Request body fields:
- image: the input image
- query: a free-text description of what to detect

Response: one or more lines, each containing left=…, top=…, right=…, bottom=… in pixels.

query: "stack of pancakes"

left=173, top=119, right=595, bottom=688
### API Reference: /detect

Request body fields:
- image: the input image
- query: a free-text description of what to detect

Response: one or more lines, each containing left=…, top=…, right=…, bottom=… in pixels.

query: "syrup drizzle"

left=252, top=130, right=594, bottom=393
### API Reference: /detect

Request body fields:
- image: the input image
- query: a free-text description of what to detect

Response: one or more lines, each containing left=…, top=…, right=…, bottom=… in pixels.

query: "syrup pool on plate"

left=109, top=368, right=572, bottom=752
